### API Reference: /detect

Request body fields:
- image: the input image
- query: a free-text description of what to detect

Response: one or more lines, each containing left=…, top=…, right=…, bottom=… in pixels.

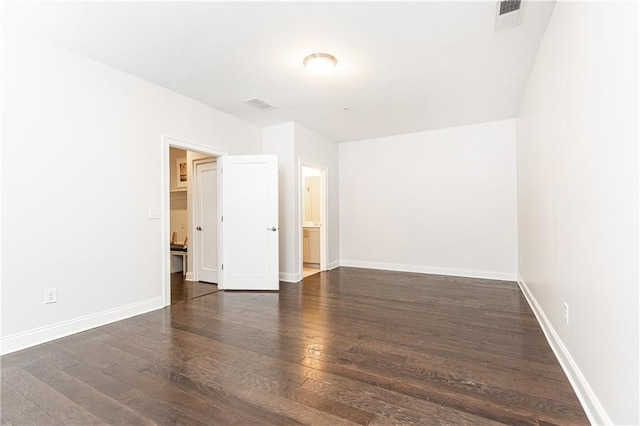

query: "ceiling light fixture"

left=303, top=53, right=337, bottom=76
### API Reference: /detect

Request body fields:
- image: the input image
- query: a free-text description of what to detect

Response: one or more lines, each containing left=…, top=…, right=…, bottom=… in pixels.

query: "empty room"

left=1, top=1, right=638, bottom=425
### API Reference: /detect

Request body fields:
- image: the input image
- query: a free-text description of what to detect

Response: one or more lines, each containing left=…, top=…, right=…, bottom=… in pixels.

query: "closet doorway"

left=168, top=146, right=220, bottom=304
left=163, top=137, right=281, bottom=305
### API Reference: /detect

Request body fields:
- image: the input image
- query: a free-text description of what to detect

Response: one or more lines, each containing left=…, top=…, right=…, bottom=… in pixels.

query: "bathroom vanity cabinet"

left=303, top=226, right=320, bottom=264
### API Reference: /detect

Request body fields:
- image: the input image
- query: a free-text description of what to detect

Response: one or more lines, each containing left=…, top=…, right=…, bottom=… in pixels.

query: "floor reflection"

left=170, top=272, right=219, bottom=304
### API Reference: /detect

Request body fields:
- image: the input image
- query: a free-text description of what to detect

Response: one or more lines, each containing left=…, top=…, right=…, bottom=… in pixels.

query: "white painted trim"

left=280, top=271, right=302, bottom=283
left=163, top=136, right=229, bottom=158
left=0, top=297, right=164, bottom=356
left=318, top=167, right=328, bottom=272
left=339, top=260, right=516, bottom=282
left=327, top=260, right=340, bottom=270
left=637, top=6, right=640, bottom=422
left=161, top=139, right=171, bottom=306
left=185, top=272, right=195, bottom=282
left=517, top=275, right=611, bottom=426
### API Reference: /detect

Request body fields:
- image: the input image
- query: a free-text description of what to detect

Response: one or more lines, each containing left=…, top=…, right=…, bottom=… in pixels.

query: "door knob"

left=267, top=226, right=277, bottom=231
left=196, top=226, right=202, bottom=231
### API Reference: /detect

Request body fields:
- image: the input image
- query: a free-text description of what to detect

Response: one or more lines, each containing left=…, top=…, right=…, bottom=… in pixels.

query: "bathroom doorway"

left=300, top=164, right=327, bottom=279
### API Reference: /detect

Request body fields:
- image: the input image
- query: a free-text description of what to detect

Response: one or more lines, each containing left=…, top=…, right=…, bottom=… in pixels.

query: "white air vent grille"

left=245, top=97, right=275, bottom=111
left=495, top=0, right=523, bottom=31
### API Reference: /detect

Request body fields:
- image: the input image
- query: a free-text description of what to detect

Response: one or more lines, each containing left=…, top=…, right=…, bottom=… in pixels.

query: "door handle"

left=196, top=226, right=202, bottom=231
left=267, top=226, right=277, bottom=231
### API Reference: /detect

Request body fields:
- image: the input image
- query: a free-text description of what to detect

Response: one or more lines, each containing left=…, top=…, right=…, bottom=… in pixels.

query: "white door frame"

left=298, top=159, right=328, bottom=278
left=192, top=158, right=218, bottom=283
left=161, top=135, right=227, bottom=307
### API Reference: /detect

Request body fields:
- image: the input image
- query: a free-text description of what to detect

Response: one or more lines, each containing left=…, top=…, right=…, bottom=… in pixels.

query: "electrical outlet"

left=563, top=302, right=569, bottom=325
left=44, top=288, right=58, bottom=304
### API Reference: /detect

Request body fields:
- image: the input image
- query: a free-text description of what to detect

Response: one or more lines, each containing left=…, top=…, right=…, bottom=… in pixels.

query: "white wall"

left=263, top=122, right=340, bottom=282
left=1, top=35, right=262, bottom=354
left=516, top=2, right=639, bottom=424
left=339, top=119, right=518, bottom=281
left=263, top=122, right=297, bottom=281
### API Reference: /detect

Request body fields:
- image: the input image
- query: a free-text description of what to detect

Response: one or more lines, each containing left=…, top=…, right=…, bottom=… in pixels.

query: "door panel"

left=221, top=155, right=279, bottom=290
left=195, top=161, right=217, bottom=283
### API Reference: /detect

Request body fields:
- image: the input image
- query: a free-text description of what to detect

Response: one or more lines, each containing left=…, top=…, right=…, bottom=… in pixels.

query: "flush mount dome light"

left=303, top=53, right=337, bottom=76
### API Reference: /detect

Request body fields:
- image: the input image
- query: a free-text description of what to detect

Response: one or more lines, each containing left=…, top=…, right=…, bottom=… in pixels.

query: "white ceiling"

left=4, top=1, right=555, bottom=142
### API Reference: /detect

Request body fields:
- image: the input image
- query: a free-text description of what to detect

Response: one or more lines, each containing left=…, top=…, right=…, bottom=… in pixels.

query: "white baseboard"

left=327, top=260, right=340, bottom=270
left=185, top=272, right=194, bottom=281
left=517, top=275, right=610, bottom=425
left=339, top=260, right=516, bottom=282
left=0, top=296, right=165, bottom=356
left=279, top=271, right=301, bottom=283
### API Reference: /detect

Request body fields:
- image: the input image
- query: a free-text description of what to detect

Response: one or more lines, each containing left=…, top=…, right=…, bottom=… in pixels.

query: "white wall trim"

left=163, top=135, right=229, bottom=158
left=0, top=296, right=165, bottom=356
left=339, top=260, right=516, bottom=282
left=185, top=272, right=195, bottom=282
left=517, top=275, right=611, bottom=426
left=327, top=260, right=340, bottom=270
left=280, top=271, right=301, bottom=283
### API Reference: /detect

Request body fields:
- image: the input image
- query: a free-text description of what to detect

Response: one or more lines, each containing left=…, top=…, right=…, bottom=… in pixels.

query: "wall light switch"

left=148, top=208, right=161, bottom=219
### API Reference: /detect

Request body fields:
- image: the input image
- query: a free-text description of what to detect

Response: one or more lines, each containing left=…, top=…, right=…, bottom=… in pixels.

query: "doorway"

left=300, top=164, right=327, bottom=279
left=164, top=138, right=227, bottom=306
left=163, top=137, right=280, bottom=304
left=168, top=147, right=219, bottom=304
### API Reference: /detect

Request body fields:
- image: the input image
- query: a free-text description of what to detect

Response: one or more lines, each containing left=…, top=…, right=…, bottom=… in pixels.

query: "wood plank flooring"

left=171, top=272, right=219, bottom=304
left=1, top=267, right=588, bottom=425
left=302, top=264, right=321, bottom=279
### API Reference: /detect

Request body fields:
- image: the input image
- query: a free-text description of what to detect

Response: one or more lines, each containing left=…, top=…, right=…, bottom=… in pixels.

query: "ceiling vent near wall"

left=499, top=0, right=521, bottom=15
left=495, top=0, right=523, bottom=31
left=245, top=97, right=276, bottom=111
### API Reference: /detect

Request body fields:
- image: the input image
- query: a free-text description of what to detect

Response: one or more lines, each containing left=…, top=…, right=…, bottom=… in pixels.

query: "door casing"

left=298, top=159, right=328, bottom=278
left=162, top=135, right=227, bottom=306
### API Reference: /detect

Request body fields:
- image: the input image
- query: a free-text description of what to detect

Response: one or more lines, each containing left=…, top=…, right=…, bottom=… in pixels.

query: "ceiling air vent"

left=495, top=0, right=523, bottom=31
left=499, top=0, right=521, bottom=15
left=245, top=97, right=276, bottom=111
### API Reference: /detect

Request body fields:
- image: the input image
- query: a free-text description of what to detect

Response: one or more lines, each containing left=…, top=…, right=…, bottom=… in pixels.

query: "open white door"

left=220, top=155, right=279, bottom=290
left=194, top=160, right=218, bottom=283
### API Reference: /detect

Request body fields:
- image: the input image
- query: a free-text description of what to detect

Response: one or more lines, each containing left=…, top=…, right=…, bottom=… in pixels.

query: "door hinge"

left=221, top=216, right=223, bottom=222
left=222, top=264, right=224, bottom=270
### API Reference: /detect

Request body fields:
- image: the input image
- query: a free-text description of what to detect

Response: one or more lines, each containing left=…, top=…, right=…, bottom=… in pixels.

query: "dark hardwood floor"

left=171, top=272, right=220, bottom=304
left=1, top=267, right=588, bottom=425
